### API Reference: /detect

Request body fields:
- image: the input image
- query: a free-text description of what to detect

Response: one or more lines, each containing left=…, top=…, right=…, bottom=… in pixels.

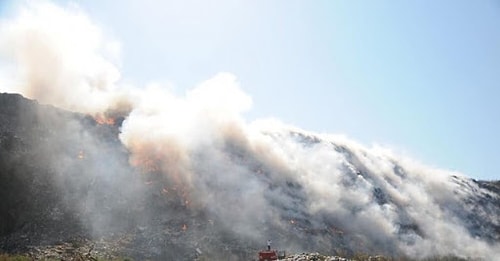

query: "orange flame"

left=128, top=143, right=162, bottom=174
left=94, top=113, right=115, bottom=125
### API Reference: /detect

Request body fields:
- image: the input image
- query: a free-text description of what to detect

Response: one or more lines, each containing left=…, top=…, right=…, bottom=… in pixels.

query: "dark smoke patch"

left=0, top=93, right=141, bottom=250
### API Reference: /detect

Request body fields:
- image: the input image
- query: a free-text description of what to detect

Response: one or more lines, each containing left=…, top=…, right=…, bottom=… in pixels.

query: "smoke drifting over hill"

left=0, top=2, right=499, bottom=260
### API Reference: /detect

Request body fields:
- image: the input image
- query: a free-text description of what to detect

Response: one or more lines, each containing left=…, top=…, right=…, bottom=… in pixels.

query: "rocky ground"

left=24, top=238, right=127, bottom=261
left=0, top=244, right=393, bottom=261
left=6, top=239, right=355, bottom=261
left=280, top=253, right=352, bottom=261
left=2, top=246, right=474, bottom=261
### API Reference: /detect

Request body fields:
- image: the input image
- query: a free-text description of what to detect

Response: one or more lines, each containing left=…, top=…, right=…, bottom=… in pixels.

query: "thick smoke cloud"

left=0, top=1, right=499, bottom=259
left=0, top=1, right=124, bottom=113
left=254, top=125, right=500, bottom=258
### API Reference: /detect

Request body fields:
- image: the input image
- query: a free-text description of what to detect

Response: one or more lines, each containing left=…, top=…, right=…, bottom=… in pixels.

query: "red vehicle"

left=258, top=250, right=278, bottom=261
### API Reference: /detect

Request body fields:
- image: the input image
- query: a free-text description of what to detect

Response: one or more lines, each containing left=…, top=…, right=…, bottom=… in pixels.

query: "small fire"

left=131, top=156, right=161, bottom=173
left=94, top=113, right=115, bottom=125
left=289, top=219, right=296, bottom=225
left=182, top=224, right=188, bottom=231
left=77, top=150, right=85, bottom=159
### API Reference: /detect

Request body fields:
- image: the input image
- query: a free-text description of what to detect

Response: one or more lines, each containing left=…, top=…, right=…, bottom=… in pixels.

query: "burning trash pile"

left=1, top=92, right=500, bottom=260
left=0, top=2, right=500, bottom=260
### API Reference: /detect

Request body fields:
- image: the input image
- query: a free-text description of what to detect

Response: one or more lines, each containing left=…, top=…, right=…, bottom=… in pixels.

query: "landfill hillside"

left=0, top=93, right=499, bottom=260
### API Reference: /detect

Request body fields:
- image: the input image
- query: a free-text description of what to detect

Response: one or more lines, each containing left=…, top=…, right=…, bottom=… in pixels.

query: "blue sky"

left=1, top=0, right=499, bottom=180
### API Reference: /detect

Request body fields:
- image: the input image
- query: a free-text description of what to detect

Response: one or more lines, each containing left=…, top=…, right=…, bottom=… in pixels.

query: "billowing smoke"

left=0, top=1, right=499, bottom=260
left=0, top=0, right=126, bottom=114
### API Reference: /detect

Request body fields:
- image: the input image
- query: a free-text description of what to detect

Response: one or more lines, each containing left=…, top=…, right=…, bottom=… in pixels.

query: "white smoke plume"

left=0, top=1, right=124, bottom=113
left=0, top=1, right=499, bottom=259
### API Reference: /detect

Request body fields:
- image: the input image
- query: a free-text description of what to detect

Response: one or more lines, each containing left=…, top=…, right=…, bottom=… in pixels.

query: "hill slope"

left=0, top=93, right=498, bottom=260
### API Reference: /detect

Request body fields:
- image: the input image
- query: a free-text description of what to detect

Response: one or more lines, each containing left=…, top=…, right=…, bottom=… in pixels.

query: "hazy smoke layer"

left=0, top=2, right=498, bottom=259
